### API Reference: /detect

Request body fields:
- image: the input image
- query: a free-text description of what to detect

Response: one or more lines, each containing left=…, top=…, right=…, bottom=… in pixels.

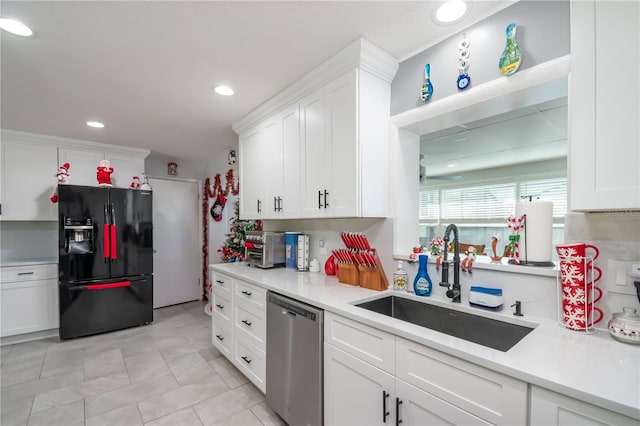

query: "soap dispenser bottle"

left=413, top=254, right=432, bottom=296
left=393, top=261, right=408, bottom=291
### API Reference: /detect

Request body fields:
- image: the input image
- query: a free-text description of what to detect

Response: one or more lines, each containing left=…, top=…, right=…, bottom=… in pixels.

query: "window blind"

left=441, top=183, right=516, bottom=219
left=519, top=178, right=567, bottom=217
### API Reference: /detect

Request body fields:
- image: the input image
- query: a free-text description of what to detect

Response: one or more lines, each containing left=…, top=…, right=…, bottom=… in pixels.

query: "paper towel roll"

left=515, top=200, right=553, bottom=262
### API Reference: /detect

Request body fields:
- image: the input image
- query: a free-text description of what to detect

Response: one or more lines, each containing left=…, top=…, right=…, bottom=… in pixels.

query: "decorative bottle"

left=393, top=261, right=408, bottom=291
left=413, top=254, right=432, bottom=296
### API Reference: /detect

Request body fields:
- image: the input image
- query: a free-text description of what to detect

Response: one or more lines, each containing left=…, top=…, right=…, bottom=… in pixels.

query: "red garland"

left=202, top=169, right=239, bottom=301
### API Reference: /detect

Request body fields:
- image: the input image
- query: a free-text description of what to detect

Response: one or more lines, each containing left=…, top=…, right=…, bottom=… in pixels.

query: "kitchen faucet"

left=439, top=223, right=461, bottom=303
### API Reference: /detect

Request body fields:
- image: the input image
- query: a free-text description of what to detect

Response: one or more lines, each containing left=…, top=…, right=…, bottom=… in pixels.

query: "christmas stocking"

left=210, top=194, right=227, bottom=222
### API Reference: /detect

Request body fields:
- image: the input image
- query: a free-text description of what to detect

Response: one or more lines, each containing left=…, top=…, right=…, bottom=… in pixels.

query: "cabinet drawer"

left=1, top=278, right=58, bottom=337
left=212, top=320, right=232, bottom=361
left=234, top=298, right=266, bottom=349
left=234, top=335, right=266, bottom=393
left=1, top=264, right=57, bottom=283
left=234, top=279, right=267, bottom=310
left=212, top=292, right=232, bottom=323
left=396, top=338, right=527, bottom=425
left=212, top=272, right=233, bottom=295
left=324, top=312, right=395, bottom=374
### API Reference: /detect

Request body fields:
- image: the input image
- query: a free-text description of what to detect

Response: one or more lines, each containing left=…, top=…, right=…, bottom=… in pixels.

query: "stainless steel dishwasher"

left=266, top=291, right=323, bottom=426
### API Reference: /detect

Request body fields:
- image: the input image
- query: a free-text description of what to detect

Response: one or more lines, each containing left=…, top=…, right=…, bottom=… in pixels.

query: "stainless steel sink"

left=354, top=295, right=534, bottom=352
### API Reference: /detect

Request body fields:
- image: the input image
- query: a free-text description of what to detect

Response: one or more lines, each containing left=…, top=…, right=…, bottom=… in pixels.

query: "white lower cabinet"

left=0, top=264, right=59, bottom=337
left=211, top=271, right=266, bottom=393
left=530, top=386, right=638, bottom=426
left=324, top=342, right=395, bottom=426
left=324, top=313, right=527, bottom=425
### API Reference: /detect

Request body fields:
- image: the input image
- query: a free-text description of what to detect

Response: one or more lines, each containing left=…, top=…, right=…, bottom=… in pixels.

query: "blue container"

left=413, top=254, right=432, bottom=297
left=285, top=232, right=300, bottom=269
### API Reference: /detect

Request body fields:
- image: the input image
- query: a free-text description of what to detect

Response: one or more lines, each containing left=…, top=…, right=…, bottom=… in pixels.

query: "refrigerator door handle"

left=67, top=281, right=131, bottom=291
left=110, top=203, right=117, bottom=260
left=103, top=203, right=110, bottom=259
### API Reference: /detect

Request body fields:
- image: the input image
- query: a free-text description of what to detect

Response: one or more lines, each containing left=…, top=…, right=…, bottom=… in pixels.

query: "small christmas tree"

left=218, top=200, right=261, bottom=262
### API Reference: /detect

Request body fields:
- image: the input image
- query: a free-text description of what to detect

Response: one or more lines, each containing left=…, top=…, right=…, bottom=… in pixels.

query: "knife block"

left=358, top=250, right=389, bottom=291
left=337, top=263, right=359, bottom=286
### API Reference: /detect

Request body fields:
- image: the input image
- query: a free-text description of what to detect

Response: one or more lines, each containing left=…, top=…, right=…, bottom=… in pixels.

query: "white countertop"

left=211, top=262, right=640, bottom=419
left=1, top=259, right=58, bottom=267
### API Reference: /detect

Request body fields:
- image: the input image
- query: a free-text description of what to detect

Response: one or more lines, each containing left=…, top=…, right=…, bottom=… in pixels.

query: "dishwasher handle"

left=267, top=291, right=323, bottom=323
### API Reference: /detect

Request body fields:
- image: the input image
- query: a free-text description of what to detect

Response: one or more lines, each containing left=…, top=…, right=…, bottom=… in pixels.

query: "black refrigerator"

left=58, top=184, right=153, bottom=339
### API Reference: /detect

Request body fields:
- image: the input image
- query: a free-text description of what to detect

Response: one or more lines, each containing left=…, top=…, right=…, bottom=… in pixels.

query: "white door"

left=150, top=178, right=200, bottom=308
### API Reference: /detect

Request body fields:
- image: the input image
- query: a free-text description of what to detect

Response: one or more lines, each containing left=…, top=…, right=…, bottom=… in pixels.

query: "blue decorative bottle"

left=413, top=254, right=432, bottom=296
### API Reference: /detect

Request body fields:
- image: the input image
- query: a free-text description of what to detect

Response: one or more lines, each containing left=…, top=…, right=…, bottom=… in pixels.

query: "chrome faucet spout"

left=441, top=224, right=461, bottom=303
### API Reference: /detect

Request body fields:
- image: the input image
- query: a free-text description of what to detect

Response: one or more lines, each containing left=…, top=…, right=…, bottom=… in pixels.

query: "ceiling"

left=420, top=96, right=568, bottom=178
left=0, top=1, right=514, bottom=161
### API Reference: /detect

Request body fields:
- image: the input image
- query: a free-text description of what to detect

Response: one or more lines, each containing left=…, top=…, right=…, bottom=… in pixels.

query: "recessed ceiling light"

left=435, top=0, right=468, bottom=23
left=214, top=85, right=235, bottom=96
left=0, top=18, right=33, bottom=36
left=86, top=121, right=105, bottom=128
left=447, top=164, right=456, bottom=168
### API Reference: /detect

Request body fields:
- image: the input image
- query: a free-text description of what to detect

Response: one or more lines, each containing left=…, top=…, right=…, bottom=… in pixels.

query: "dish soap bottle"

left=393, top=261, right=408, bottom=291
left=413, top=254, right=432, bottom=296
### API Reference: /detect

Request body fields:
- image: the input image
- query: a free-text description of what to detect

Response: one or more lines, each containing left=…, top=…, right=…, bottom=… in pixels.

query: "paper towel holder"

left=508, top=213, right=555, bottom=267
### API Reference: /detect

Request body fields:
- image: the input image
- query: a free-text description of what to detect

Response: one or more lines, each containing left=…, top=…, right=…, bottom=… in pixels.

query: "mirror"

left=417, top=86, right=568, bottom=257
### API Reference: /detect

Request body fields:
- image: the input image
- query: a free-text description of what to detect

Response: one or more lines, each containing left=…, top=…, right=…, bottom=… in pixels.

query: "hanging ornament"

left=499, top=23, right=523, bottom=76
left=457, top=34, right=471, bottom=90
left=210, top=194, right=227, bottom=221
left=227, top=150, right=236, bottom=165
left=420, top=63, right=434, bottom=102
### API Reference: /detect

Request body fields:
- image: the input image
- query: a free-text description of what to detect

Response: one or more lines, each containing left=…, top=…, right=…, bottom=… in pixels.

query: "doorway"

left=149, top=177, right=200, bottom=308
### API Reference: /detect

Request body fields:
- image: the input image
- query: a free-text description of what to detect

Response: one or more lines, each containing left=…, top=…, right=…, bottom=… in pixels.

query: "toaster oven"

left=244, top=231, right=286, bottom=268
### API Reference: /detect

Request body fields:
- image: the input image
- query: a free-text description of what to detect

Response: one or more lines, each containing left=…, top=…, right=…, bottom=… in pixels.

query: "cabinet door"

left=324, top=343, right=396, bottom=426
left=300, top=87, right=328, bottom=217
left=1, top=279, right=58, bottom=336
left=105, top=154, right=144, bottom=189
left=280, top=104, right=301, bottom=217
left=1, top=142, right=58, bottom=220
left=261, top=117, right=283, bottom=219
left=395, top=379, right=491, bottom=426
left=569, top=1, right=640, bottom=210
left=530, top=386, right=637, bottom=426
left=239, top=127, right=264, bottom=219
left=59, top=148, right=105, bottom=187
left=325, top=69, right=358, bottom=217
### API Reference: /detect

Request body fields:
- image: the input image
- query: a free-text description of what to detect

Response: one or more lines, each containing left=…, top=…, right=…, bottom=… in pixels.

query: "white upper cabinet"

left=569, top=0, right=640, bottom=210
left=1, top=139, right=58, bottom=221
left=0, top=130, right=149, bottom=221
left=239, top=126, right=264, bottom=219
left=234, top=39, right=398, bottom=220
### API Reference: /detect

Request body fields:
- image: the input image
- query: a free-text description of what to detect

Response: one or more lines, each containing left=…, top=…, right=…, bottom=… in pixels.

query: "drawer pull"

left=17, top=272, right=35, bottom=275
left=215, top=304, right=224, bottom=309
left=241, top=356, right=252, bottom=364
left=241, top=290, right=252, bottom=296
left=215, top=279, right=225, bottom=284
left=215, top=334, right=224, bottom=341
left=241, top=319, right=252, bottom=327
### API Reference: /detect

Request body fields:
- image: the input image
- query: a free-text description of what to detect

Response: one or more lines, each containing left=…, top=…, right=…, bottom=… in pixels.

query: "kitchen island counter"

left=210, top=262, right=640, bottom=420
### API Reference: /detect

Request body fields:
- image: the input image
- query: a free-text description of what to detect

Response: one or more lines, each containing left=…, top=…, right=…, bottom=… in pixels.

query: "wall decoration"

left=227, top=149, right=236, bottom=165
left=457, top=34, right=471, bottom=90
left=499, top=23, right=523, bottom=76
left=420, top=63, right=434, bottom=102
left=167, top=161, right=178, bottom=175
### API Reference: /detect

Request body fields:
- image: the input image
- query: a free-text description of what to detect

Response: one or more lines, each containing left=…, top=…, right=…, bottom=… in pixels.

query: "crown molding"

left=1, top=129, right=151, bottom=159
left=232, top=38, right=398, bottom=136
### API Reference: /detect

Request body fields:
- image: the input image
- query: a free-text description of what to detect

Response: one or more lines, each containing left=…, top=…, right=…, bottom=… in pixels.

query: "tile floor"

left=1, top=301, right=284, bottom=426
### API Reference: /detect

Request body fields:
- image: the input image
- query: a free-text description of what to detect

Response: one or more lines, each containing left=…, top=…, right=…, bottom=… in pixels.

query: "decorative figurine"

left=50, top=163, right=71, bottom=203
left=96, top=159, right=114, bottom=187
left=499, top=23, right=523, bottom=76
left=420, top=63, right=434, bottom=102
left=429, top=238, right=445, bottom=271
left=129, top=176, right=141, bottom=189
left=490, top=235, right=503, bottom=263
left=227, top=150, right=236, bottom=165
left=457, top=35, right=471, bottom=90
left=139, top=173, right=152, bottom=190
left=461, top=246, right=478, bottom=273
